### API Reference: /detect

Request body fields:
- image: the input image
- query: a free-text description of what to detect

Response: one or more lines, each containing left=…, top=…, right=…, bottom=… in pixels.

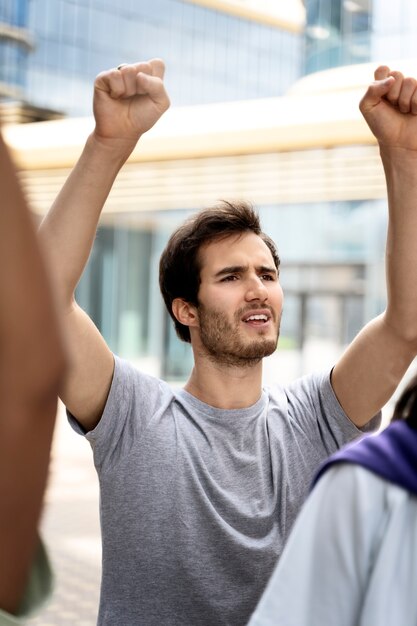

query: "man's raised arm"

left=39, top=60, right=170, bottom=431
left=332, top=66, right=417, bottom=426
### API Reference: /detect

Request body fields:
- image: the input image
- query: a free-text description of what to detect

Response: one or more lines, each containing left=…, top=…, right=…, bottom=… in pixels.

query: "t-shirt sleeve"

left=286, top=369, right=381, bottom=455
left=0, top=539, right=53, bottom=625
left=247, top=465, right=381, bottom=626
left=67, top=355, right=171, bottom=472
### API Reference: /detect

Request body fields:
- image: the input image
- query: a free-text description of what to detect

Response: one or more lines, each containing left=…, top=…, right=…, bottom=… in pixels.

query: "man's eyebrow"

left=258, top=265, right=278, bottom=275
left=214, top=265, right=278, bottom=278
left=214, top=265, right=248, bottom=278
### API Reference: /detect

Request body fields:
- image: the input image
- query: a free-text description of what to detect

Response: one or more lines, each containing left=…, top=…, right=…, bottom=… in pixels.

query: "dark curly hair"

left=159, top=200, right=280, bottom=343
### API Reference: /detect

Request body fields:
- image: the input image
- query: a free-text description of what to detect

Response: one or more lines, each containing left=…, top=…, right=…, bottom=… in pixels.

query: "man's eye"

left=221, top=275, right=238, bottom=282
left=261, top=274, right=275, bottom=281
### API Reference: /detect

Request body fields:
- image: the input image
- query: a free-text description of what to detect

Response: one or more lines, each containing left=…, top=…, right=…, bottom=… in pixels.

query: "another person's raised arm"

left=39, top=60, right=170, bottom=431
left=0, top=132, right=65, bottom=616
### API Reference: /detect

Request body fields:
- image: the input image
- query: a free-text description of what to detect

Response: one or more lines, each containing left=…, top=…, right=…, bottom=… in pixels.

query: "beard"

left=197, top=302, right=280, bottom=368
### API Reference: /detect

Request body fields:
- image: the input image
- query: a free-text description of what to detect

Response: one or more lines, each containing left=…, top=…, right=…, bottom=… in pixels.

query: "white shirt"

left=248, top=463, right=417, bottom=626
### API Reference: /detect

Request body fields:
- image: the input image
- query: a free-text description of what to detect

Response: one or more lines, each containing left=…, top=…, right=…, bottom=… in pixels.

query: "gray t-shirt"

left=70, top=356, right=378, bottom=626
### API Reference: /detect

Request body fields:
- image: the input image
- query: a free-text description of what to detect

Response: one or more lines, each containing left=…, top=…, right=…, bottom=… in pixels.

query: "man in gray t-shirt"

left=70, top=359, right=378, bottom=625
left=41, top=60, right=417, bottom=625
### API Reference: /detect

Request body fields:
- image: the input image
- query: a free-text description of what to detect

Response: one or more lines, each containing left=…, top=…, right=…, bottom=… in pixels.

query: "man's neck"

left=184, top=359, right=264, bottom=409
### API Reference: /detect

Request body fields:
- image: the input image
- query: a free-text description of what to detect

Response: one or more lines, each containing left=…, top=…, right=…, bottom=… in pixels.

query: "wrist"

left=87, top=131, right=140, bottom=166
left=380, top=145, right=417, bottom=183
left=379, top=144, right=417, bottom=163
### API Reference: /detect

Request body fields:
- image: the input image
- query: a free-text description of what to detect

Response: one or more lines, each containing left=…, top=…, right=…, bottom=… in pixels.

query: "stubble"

left=197, top=303, right=280, bottom=368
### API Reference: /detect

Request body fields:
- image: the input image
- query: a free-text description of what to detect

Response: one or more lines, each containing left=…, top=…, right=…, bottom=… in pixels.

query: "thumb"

left=359, top=76, right=395, bottom=115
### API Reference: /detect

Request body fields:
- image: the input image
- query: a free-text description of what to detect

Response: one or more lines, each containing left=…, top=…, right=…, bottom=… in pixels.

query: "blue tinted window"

left=21, top=0, right=302, bottom=114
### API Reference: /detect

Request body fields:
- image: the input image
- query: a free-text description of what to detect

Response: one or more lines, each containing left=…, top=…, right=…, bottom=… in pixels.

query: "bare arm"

left=332, top=67, right=417, bottom=426
left=0, top=133, right=65, bottom=615
left=39, top=60, right=170, bottom=431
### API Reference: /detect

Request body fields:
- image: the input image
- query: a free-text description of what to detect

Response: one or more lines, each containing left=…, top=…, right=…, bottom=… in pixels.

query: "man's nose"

left=245, top=276, right=268, bottom=301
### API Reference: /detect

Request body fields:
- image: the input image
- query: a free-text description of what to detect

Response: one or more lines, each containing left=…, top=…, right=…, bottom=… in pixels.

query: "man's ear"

left=171, top=298, right=199, bottom=329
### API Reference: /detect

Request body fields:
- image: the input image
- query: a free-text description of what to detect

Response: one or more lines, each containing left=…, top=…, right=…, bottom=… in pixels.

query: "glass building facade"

left=3, top=0, right=302, bottom=115
left=0, top=0, right=32, bottom=99
left=304, top=0, right=417, bottom=75
left=304, top=0, right=372, bottom=73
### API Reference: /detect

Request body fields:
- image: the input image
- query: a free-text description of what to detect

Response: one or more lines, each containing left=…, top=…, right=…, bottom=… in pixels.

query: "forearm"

left=0, top=397, right=57, bottom=615
left=381, top=146, right=417, bottom=342
left=0, top=367, right=58, bottom=617
left=39, top=132, right=137, bottom=306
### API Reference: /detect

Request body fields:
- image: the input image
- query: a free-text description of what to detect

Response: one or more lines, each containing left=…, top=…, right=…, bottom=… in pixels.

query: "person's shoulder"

left=113, top=354, right=169, bottom=389
left=112, top=354, right=175, bottom=411
left=288, top=369, right=331, bottom=393
left=265, top=369, right=334, bottom=411
left=316, top=462, right=389, bottom=505
left=266, top=369, right=331, bottom=395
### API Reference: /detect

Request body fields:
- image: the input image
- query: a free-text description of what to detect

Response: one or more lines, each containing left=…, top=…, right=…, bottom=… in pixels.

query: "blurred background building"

left=2, top=0, right=416, bottom=386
